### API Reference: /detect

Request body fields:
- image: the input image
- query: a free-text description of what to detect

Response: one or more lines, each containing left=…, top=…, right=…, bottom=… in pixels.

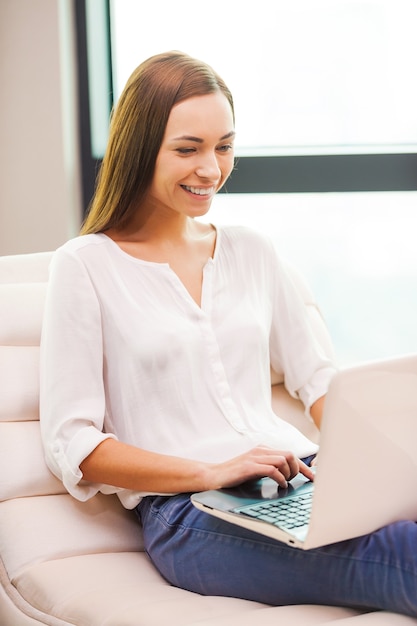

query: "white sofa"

left=1, top=250, right=416, bottom=626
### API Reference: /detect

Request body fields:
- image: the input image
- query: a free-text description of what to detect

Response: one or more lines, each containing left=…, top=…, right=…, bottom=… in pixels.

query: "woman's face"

left=147, top=91, right=235, bottom=219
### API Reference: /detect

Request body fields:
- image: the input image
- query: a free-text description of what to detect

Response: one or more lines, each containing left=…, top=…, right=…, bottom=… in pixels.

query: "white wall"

left=0, top=0, right=81, bottom=255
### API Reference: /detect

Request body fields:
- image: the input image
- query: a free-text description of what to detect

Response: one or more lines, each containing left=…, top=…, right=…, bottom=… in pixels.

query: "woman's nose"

left=195, top=152, right=221, bottom=179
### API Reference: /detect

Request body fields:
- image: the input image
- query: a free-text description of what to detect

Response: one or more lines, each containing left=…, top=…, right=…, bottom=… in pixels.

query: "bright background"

left=202, top=191, right=417, bottom=366
left=110, top=0, right=417, bottom=156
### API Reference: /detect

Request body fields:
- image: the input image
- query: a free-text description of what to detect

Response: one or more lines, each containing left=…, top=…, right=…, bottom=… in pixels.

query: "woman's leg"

left=137, top=494, right=417, bottom=617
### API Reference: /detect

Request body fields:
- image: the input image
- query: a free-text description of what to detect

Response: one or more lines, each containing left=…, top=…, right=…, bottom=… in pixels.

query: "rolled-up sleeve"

left=268, top=247, right=337, bottom=416
left=40, top=248, right=118, bottom=501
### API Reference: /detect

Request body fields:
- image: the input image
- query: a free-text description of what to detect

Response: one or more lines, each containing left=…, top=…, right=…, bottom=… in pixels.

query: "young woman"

left=40, top=51, right=417, bottom=616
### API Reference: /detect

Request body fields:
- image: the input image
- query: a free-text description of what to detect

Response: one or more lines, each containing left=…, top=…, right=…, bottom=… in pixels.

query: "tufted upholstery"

left=0, top=251, right=415, bottom=625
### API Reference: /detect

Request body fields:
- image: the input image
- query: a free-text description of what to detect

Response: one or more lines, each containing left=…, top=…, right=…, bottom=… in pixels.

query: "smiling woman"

left=43, top=50, right=327, bottom=505
left=40, top=49, right=417, bottom=619
left=80, top=52, right=235, bottom=234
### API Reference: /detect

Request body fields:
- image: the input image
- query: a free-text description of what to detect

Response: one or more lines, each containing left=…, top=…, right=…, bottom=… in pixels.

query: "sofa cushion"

left=0, top=422, right=64, bottom=501
left=13, top=552, right=360, bottom=626
left=0, top=347, right=40, bottom=421
left=0, top=252, right=52, bottom=284
left=0, top=283, right=47, bottom=346
left=0, top=494, right=144, bottom=581
left=194, top=608, right=417, bottom=626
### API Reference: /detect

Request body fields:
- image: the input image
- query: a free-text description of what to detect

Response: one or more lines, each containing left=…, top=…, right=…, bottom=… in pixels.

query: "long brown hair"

left=80, top=51, right=234, bottom=235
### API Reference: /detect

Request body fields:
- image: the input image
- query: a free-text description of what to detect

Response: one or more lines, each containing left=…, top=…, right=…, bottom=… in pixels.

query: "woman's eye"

left=176, top=147, right=195, bottom=155
left=218, top=144, right=233, bottom=153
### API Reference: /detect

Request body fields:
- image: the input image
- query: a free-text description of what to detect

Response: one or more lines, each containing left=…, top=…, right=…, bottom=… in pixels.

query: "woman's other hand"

left=206, top=446, right=315, bottom=491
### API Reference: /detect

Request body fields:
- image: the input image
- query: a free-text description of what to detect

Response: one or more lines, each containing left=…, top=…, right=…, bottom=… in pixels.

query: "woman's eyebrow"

left=172, top=131, right=236, bottom=143
left=220, top=131, right=236, bottom=140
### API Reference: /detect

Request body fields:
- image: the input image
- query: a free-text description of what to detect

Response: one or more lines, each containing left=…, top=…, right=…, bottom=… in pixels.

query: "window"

left=110, top=0, right=417, bottom=157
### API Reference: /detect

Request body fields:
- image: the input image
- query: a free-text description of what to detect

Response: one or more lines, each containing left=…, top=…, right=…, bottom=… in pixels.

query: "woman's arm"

left=267, top=247, right=336, bottom=422
left=40, top=247, right=112, bottom=501
left=80, top=438, right=315, bottom=493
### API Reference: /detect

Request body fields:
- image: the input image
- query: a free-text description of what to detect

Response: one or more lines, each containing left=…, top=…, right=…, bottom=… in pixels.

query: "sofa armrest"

left=271, top=383, right=320, bottom=445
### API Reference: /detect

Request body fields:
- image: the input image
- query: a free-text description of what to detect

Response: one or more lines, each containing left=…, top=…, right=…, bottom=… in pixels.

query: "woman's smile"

left=180, top=185, right=216, bottom=197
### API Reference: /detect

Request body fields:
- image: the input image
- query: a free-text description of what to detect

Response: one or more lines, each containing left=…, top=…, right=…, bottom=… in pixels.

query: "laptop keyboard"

left=233, top=491, right=313, bottom=531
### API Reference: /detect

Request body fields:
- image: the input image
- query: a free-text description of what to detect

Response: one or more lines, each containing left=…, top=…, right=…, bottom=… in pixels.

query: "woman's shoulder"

left=218, top=223, right=270, bottom=243
left=52, top=234, right=116, bottom=267
left=50, top=234, right=112, bottom=278
left=217, top=224, right=277, bottom=256
left=55, top=233, right=107, bottom=256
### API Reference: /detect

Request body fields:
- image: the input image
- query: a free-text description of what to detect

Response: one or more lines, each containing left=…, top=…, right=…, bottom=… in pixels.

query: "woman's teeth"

left=182, top=185, right=213, bottom=196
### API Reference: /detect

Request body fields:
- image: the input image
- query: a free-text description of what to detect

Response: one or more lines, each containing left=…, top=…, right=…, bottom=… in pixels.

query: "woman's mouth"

left=181, top=185, right=215, bottom=196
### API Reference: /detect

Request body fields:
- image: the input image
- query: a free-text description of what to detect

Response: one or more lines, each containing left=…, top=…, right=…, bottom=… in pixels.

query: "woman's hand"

left=205, top=446, right=315, bottom=491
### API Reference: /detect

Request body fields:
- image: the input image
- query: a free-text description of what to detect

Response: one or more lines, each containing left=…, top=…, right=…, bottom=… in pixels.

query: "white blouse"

left=40, top=225, right=336, bottom=509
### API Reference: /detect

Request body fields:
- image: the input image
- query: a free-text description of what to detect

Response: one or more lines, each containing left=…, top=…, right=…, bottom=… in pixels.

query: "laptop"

left=191, top=353, right=417, bottom=549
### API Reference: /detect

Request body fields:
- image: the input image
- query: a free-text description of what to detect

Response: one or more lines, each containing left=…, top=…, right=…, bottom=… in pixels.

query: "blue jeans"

left=136, top=492, right=417, bottom=617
